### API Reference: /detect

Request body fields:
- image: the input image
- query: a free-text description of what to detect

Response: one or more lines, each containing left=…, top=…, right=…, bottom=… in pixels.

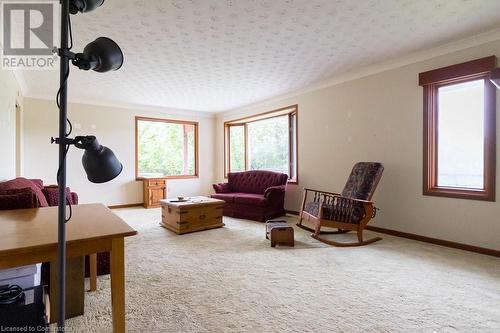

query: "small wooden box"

left=161, top=196, right=224, bottom=234
left=266, top=221, right=294, bottom=247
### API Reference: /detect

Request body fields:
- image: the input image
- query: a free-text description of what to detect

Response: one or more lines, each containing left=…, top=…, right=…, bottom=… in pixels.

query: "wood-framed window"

left=419, top=56, right=497, bottom=201
left=135, top=116, right=199, bottom=180
left=224, top=105, right=298, bottom=183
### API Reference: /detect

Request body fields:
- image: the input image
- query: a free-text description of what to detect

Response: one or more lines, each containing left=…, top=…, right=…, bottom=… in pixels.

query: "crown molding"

left=216, top=27, right=500, bottom=118
left=13, top=26, right=500, bottom=119
left=24, top=93, right=217, bottom=119
left=12, top=70, right=27, bottom=95
left=0, top=44, right=27, bottom=96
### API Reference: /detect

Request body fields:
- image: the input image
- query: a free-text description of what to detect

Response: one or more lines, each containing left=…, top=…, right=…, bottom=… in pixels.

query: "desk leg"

left=49, top=257, right=84, bottom=323
left=89, top=253, right=97, bottom=292
left=111, top=238, right=125, bottom=333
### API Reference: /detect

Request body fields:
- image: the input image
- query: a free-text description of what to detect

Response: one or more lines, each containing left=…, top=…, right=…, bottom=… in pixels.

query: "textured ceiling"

left=18, top=0, right=500, bottom=112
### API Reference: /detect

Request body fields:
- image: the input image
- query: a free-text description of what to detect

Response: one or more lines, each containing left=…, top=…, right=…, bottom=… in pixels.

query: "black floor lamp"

left=54, top=0, right=124, bottom=329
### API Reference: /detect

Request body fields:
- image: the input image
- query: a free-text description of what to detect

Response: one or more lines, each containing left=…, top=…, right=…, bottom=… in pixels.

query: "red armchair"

left=0, top=178, right=79, bottom=209
left=211, top=170, right=288, bottom=222
left=0, top=178, right=109, bottom=286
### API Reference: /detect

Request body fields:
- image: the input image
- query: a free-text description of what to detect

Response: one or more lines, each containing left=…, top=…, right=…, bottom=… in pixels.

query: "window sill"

left=136, top=175, right=199, bottom=181
left=423, top=186, right=494, bottom=201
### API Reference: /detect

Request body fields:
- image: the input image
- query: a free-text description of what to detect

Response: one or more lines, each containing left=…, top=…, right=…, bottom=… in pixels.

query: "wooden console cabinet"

left=143, top=179, right=166, bottom=208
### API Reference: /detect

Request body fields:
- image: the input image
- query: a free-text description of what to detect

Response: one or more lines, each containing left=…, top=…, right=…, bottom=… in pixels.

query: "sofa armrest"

left=264, top=185, right=286, bottom=199
left=29, top=179, right=44, bottom=189
left=213, top=183, right=231, bottom=193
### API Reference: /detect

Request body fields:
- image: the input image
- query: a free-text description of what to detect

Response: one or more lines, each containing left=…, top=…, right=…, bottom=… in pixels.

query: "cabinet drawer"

left=179, top=206, right=223, bottom=220
left=163, top=206, right=223, bottom=221
left=145, top=180, right=165, bottom=187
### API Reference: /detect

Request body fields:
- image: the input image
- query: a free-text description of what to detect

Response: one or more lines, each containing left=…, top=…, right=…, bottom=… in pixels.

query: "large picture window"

left=419, top=56, right=496, bottom=201
left=224, top=105, right=298, bottom=183
left=135, top=117, right=198, bottom=179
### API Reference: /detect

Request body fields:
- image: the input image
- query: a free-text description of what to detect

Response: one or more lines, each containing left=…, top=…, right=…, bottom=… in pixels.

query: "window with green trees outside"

left=136, top=117, right=198, bottom=179
left=225, top=105, right=298, bottom=182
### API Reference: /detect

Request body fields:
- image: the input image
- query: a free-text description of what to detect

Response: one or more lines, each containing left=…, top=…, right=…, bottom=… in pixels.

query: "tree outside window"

left=136, top=117, right=198, bottom=179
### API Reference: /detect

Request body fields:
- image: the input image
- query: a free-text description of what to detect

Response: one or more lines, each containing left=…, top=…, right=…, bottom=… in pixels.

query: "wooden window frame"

left=419, top=56, right=497, bottom=201
left=224, top=105, right=299, bottom=184
left=226, top=124, right=247, bottom=174
left=135, top=116, right=199, bottom=180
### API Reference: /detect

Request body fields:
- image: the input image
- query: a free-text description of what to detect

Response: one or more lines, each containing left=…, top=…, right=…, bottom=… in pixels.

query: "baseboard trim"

left=285, top=210, right=499, bottom=258
left=108, top=203, right=143, bottom=209
left=365, top=226, right=500, bottom=258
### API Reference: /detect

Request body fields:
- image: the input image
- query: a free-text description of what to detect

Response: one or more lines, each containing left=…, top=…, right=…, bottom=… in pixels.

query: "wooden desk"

left=0, top=204, right=137, bottom=332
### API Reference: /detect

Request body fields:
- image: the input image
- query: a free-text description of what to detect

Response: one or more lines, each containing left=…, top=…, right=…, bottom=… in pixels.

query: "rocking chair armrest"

left=303, top=188, right=341, bottom=196
left=328, top=195, right=373, bottom=205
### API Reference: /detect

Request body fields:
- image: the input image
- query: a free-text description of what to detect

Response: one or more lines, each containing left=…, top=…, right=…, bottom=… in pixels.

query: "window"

left=135, top=117, right=198, bottom=179
left=224, top=105, right=298, bottom=182
left=419, top=56, right=496, bottom=201
left=229, top=125, right=245, bottom=172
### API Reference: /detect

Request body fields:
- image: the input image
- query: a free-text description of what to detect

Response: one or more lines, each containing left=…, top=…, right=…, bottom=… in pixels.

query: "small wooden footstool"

left=266, top=220, right=294, bottom=247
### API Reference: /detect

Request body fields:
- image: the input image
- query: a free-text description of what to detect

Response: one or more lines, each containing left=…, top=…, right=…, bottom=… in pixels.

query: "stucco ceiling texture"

left=19, top=0, right=500, bottom=112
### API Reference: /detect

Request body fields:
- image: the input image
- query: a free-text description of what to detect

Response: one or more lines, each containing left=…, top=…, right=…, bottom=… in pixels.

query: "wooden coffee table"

left=160, top=196, right=225, bottom=234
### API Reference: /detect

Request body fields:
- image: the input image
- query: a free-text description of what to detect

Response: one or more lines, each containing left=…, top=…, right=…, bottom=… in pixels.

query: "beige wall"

left=16, top=39, right=500, bottom=250
left=215, top=39, right=500, bottom=251
left=0, top=69, right=21, bottom=181
left=22, top=98, right=216, bottom=206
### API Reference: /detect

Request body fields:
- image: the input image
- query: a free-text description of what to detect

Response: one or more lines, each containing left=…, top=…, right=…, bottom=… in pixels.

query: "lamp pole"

left=57, top=0, right=70, bottom=329
left=54, top=2, right=123, bottom=327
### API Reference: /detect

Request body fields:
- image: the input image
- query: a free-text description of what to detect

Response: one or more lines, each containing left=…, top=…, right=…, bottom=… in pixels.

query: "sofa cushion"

left=228, top=170, right=288, bottom=194
left=211, top=193, right=235, bottom=203
left=233, top=193, right=268, bottom=206
left=0, top=178, right=48, bottom=207
left=42, top=186, right=76, bottom=206
left=0, top=188, right=38, bottom=210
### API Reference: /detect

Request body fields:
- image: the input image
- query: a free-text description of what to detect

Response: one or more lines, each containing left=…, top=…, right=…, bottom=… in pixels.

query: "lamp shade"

left=69, top=0, right=105, bottom=14
left=75, top=37, right=124, bottom=72
left=75, top=136, right=122, bottom=183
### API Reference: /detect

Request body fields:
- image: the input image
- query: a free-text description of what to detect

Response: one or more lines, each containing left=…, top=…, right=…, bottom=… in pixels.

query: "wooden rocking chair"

left=297, top=162, right=384, bottom=247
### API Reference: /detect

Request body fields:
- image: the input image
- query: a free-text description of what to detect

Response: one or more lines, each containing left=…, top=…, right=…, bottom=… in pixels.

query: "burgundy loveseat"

left=0, top=177, right=109, bottom=278
left=211, top=170, right=288, bottom=222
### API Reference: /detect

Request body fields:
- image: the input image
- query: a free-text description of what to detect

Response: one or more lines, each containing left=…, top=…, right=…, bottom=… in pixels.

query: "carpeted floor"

left=65, top=207, right=500, bottom=332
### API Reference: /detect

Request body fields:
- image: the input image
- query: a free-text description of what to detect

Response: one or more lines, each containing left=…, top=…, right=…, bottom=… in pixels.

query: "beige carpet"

left=65, top=207, right=500, bottom=332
